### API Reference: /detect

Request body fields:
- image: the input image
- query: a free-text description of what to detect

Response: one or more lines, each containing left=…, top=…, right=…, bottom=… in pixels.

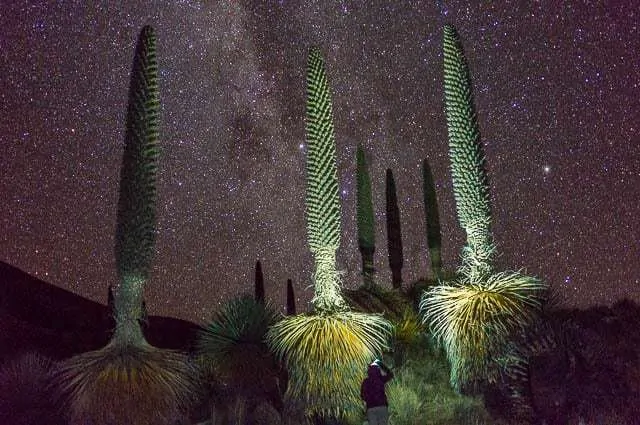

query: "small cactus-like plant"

left=286, top=278, right=296, bottom=316
left=255, top=260, right=265, bottom=304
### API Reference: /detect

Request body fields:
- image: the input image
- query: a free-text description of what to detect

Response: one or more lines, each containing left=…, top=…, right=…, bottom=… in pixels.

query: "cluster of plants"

left=1, top=21, right=636, bottom=425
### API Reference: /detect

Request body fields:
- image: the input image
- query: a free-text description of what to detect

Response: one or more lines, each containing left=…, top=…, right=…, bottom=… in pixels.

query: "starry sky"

left=1, top=1, right=638, bottom=322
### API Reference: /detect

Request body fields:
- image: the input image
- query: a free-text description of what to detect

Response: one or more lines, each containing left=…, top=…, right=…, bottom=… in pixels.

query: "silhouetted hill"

left=0, top=261, right=200, bottom=364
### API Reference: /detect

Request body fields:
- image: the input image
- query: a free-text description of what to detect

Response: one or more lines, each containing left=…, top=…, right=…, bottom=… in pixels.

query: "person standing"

left=360, top=359, right=394, bottom=425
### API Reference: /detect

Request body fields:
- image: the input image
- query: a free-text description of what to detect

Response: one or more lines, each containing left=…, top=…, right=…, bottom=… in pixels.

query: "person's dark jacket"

left=360, top=363, right=394, bottom=408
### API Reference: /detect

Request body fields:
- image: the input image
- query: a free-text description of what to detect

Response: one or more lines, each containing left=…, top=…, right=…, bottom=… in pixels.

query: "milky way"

left=1, top=1, right=638, bottom=322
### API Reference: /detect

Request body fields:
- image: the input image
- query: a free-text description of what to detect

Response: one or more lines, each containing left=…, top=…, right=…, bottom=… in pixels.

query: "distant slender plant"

left=286, top=278, right=296, bottom=316
left=266, top=47, right=391, bottom=420
left=55, top=26, right=199, bottom=424
left=422, top=158, right=442, bottom=280
left=255, top=260, right=265, bottom=304
left=356, top=144, right=376, bottom=287
left=385, top=168, right=403, bottom=288
left=420, top=25, right=547, bottom=392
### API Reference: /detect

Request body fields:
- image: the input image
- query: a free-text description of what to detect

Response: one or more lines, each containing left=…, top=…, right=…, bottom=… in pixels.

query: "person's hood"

left=367, top=364, right=382, bottom=378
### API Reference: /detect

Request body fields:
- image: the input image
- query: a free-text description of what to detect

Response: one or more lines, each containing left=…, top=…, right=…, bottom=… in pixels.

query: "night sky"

left=1, top=1, right=638, bottom=322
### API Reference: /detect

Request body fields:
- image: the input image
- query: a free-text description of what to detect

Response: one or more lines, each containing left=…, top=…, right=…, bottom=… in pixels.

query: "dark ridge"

left=0, top=261, right=199, bottom=363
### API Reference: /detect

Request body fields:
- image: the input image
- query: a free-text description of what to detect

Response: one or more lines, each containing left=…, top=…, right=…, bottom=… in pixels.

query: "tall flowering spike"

left=114, top=25, right=160, bottom=283
left=385, top=169, right=403, bottom=288
left=356, top=144, right=375, bottom=250
left=422, top=159, right=442, bottom=279
left=356, top=144, right=376, bottom=286
left=304, top=47, right=345, bottom=312
left=305, top=47, right=341, bottom=252
left=443, top=24, right=494, bottom=272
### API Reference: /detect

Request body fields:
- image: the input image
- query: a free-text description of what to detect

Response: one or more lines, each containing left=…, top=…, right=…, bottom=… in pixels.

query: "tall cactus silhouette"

left=356, top=144, right=376, bottom=287
left=420, top=25, right=547, bottom=392
left=112, top=23, right=161, bottom=345
left=422, top=159, right=442, bottom=280
left=385, top=168, right=403, bottom=288
left=255, top=260, right=265, bottom=304
left=55, top=26, right=199, bottom=424
left=286, top=278, right=296, bottom=316
left=267, top=47, right=391, bottom=419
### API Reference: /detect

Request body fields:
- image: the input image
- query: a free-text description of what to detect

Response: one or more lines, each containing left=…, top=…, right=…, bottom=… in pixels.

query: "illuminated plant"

left=420, top=25, right=546, bottom=392
left=356, top=143, right=376, bottom=287
left=55, top=26, right=199, bottom=424
left=267, top=47, right=391, bottom=419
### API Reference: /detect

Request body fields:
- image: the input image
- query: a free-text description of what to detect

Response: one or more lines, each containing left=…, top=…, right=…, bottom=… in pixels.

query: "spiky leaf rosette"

left=54, top=343, right=200, bottom=425
left=422, top=159, right=442, bottom=279
left=266, top=311, right=391, bottom=418
left=304, top=47, right=345, bottom=312
left=112, top=25, right=160, bottom=343
left=443, top=24, right=494, bottom=274
left=196, top=295, right=280, bottom=391
left=420, top=271, right=546, bottom=391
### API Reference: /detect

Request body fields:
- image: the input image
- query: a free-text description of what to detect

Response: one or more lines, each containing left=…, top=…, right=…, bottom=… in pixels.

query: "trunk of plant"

left=429, top=247, right=442, bottom=280
left=359, top=245, right=375, bottom=288
left=390, top=267, right=402, bottom=289
left=112, top=275, right=147, bottom=346
left=311, top=247, right=347, bottom=313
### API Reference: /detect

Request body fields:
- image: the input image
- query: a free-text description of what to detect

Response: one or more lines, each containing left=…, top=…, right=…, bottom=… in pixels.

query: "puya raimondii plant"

left=266, top=47, right=391, bottom=420
left=422, top=158, right=443, bottom=280
left=55, top=26, right=199, bottom=425
left=356, top=143, right=376, bottom=288
left=386, top=168, right=403, bottom=289
left=420, top=25, right=547, bottom=392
